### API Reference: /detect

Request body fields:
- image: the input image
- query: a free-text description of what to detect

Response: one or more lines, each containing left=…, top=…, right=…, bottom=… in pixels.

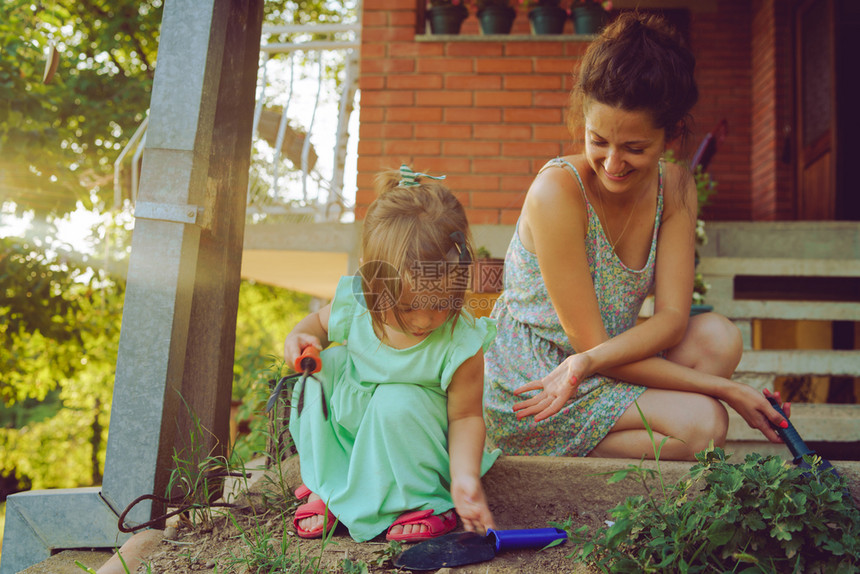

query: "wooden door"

left=795, top=0, right=837, bottom=220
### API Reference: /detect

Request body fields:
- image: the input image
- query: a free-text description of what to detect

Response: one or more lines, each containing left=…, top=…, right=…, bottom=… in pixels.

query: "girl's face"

left=583, top=100, right=666, bottom=195
left=382, top=274, right=456, bottom=348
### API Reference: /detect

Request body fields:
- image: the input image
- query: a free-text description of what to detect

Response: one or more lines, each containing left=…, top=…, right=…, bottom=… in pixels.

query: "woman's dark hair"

left=569, top=12, right=698, bottom=143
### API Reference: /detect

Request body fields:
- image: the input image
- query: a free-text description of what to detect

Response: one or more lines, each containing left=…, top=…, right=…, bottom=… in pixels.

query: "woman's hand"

left=723, top=384, right=791, bottom=443
left=451, top=475, right=495, bottom=535
left=512, top=354, right=590, bottom=422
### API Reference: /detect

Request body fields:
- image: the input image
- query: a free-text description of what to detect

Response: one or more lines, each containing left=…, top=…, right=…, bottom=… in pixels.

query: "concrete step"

left=736, top=349, right=860, bottom=377
left=726, top=402, right=860, bottom=443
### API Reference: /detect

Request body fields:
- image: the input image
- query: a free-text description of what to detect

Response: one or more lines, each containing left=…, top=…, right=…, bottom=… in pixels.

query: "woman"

left=483, top=12, right=789, bottom=460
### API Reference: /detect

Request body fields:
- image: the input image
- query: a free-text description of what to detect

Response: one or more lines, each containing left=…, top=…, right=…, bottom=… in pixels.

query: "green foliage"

left=230, top=281, right=311, bottom=463
left=0, top=0, right=162, bottom=216
left=566, top=446, right=860, bottom=573
left=373, top=541, right=403, bottom=568
left=339, top=558, right=370, bottom=574
left=1, top=235, right=122, bottom=489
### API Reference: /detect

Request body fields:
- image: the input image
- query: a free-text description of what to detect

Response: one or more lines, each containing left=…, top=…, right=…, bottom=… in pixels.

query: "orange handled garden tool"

left=266, top=346, right=327, bottom=419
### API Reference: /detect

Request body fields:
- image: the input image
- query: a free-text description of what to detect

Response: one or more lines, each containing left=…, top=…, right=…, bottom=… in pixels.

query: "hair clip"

left=449, top=231, right=471, bottom=265
left=398, top=164, right=446, bottom=187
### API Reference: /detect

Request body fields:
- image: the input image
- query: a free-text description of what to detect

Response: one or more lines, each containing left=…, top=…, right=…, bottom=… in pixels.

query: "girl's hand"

left=451, top=475, right=495, bottom=534
left=723, top=384, right=791, bottom=443
left=512, top=354, right=589, bottom=422
left=284, top=333, right=323, bottom=367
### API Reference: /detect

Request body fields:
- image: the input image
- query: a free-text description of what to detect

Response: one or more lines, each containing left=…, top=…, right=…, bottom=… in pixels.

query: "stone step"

left=736, top=349, right=860, bottom=377
left=726, top=402, right=860, bottom=443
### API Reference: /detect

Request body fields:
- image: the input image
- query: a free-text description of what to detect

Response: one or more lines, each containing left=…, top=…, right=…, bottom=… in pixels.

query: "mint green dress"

left=289, top=276, right=499, bottom=542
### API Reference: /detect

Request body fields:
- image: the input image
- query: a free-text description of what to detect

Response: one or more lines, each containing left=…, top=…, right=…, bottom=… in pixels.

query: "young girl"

left=283, top=166, right=498, bottom=542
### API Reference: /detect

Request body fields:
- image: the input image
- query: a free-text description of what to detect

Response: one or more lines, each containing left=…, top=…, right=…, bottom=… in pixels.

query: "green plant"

left=166, top=395, right=249, bottom=529
left=373, top=540, right=404, bottom=567
left=340, top=558, right=370, bottom=573
left=664, top=150, right=718, bottom=304
left=564, top=446, right=860, bottom=572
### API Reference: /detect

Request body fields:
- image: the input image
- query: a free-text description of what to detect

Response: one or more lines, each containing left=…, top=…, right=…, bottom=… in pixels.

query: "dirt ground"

left=128, top=455, right=700, bottom=574
left=31, top=455, right=860, bottom=574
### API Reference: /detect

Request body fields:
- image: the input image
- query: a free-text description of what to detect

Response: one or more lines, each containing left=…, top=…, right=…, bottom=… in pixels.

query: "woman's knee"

left=674, top=313, right=743, bottom=376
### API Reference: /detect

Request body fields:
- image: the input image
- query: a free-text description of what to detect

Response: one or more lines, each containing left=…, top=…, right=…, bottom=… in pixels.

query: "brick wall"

left=357, top=0, right=782, bottom=223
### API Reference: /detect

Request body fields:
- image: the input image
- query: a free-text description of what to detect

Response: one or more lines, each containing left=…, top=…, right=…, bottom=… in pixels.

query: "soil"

left=131, top=455, right=698, bottom=574
left=40, top=455, right=860, bottom=574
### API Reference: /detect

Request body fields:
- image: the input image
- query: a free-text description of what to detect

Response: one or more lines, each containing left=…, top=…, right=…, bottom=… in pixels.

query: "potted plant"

left=522, top=0, right=568, bottom=35
left=473, top=0, right=517, bottom=35
left=571, top=0, right=612, bottom=35
left=426, top=0, right=469, bottom=35
left=664, top=150, right=717, bottom=314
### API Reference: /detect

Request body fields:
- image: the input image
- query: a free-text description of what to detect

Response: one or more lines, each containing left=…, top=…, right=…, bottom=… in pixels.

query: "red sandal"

left=385, top=508, right=458, bottom=542
left=293, top=484, right=337, bottom=539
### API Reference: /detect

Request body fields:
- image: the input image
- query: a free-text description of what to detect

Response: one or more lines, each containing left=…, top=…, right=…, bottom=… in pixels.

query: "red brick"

left=502, top=141, right=561, bottom=159
left=446, top=107, right=502, bottom=123
left=504, top=75, right=562, bottom=91
left=454, top=173, right=504, bottom=191
left=534, top=124, right=573, bottom=142
left=504, top=43, right=565, bottom=57
left=504, top=108, right=563, bottom=124
left=388, top=74, right=443, bottom=90
left=447, top=43, right=504, bottom=58
left=363, top=27, right=415, bottom=44
left=474, top=158, right=531, bottom=174
left=475, top=91, right=532, bottom=107
left=384, top=140, right=441, bottom=156
left=534, top=92, right=568, bottom=108
left=476, top=58, right=534, bottom=74
left=466, top=208, right=501, bottom=225
left=471, top=191, right=526, bottom=209
left=443, top=141, right=500, bottom=157
left=360, top=107, right=384, bottom=122
left=360, top=58, right=415, bottom=74
left=360, top=44, right=386, bottom=59
left=479, top=124, right=533, bottom=141
left=534, top=58, right=574, bottom=75
left=445, top=75, right=503, bottom=91
left=361, top=90, right=415, bottom=107
left=387, top=107, right=443, bottom=122
left=415, top=123, right=473, bottom=140
left=359, top=140, right=383, bottom=156
left=416, top=90, right=473, bottom=107
left=360, top=76, right=386, bottom=90
left=500, top=209, right=522, bottom=225
left=417, top=58, right=474, bottom=74
left=500, top=175, right=537, bottom=192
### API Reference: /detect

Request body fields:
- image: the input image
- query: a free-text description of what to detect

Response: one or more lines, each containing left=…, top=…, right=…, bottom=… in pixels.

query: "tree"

left=0, top=0, right=162, bottom=217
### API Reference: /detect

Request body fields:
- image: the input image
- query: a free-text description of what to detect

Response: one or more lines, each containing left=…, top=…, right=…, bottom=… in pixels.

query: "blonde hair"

left=359, top=169, right=474, bottom=339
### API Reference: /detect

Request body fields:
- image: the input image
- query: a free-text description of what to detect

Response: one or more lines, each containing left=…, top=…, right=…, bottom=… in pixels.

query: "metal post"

left=0, top=2, right=263, bottom=572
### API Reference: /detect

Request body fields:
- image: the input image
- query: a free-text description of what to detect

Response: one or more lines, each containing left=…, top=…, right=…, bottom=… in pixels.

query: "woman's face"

left=583, top=100, right=666, bottom=195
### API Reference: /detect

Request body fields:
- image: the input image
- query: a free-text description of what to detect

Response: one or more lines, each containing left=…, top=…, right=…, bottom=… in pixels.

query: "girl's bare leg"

left=589, top=313, right=742, bottom=460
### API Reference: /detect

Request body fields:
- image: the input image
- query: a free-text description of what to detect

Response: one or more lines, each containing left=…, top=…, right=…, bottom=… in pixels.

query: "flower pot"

left=571, top=5, right=607, bottom=35
left=690, top=304, right=714, bottom=316
left=528, top=5, right=568, bottom=35
left=477, top=5, right=516, bottom=35
left=426, top=5, right=468, bottom=35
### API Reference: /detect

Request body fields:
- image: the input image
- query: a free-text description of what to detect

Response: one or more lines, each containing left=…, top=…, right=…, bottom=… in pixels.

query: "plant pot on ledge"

left=426, top=4, right=469, bottom=35
left=571, top=3, right=607, bottom=34
left=477, top=5, right=517, bottom=35
left=528, top=4, right=568, bottom=35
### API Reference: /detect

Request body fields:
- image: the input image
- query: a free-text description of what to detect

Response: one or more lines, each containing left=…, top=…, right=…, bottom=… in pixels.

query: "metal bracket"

left=134, top=201, right=202, bottom=225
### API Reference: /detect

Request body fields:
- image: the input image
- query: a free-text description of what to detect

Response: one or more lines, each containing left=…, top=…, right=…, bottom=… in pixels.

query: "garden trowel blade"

left=393, top=531, right=496, bottom=570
